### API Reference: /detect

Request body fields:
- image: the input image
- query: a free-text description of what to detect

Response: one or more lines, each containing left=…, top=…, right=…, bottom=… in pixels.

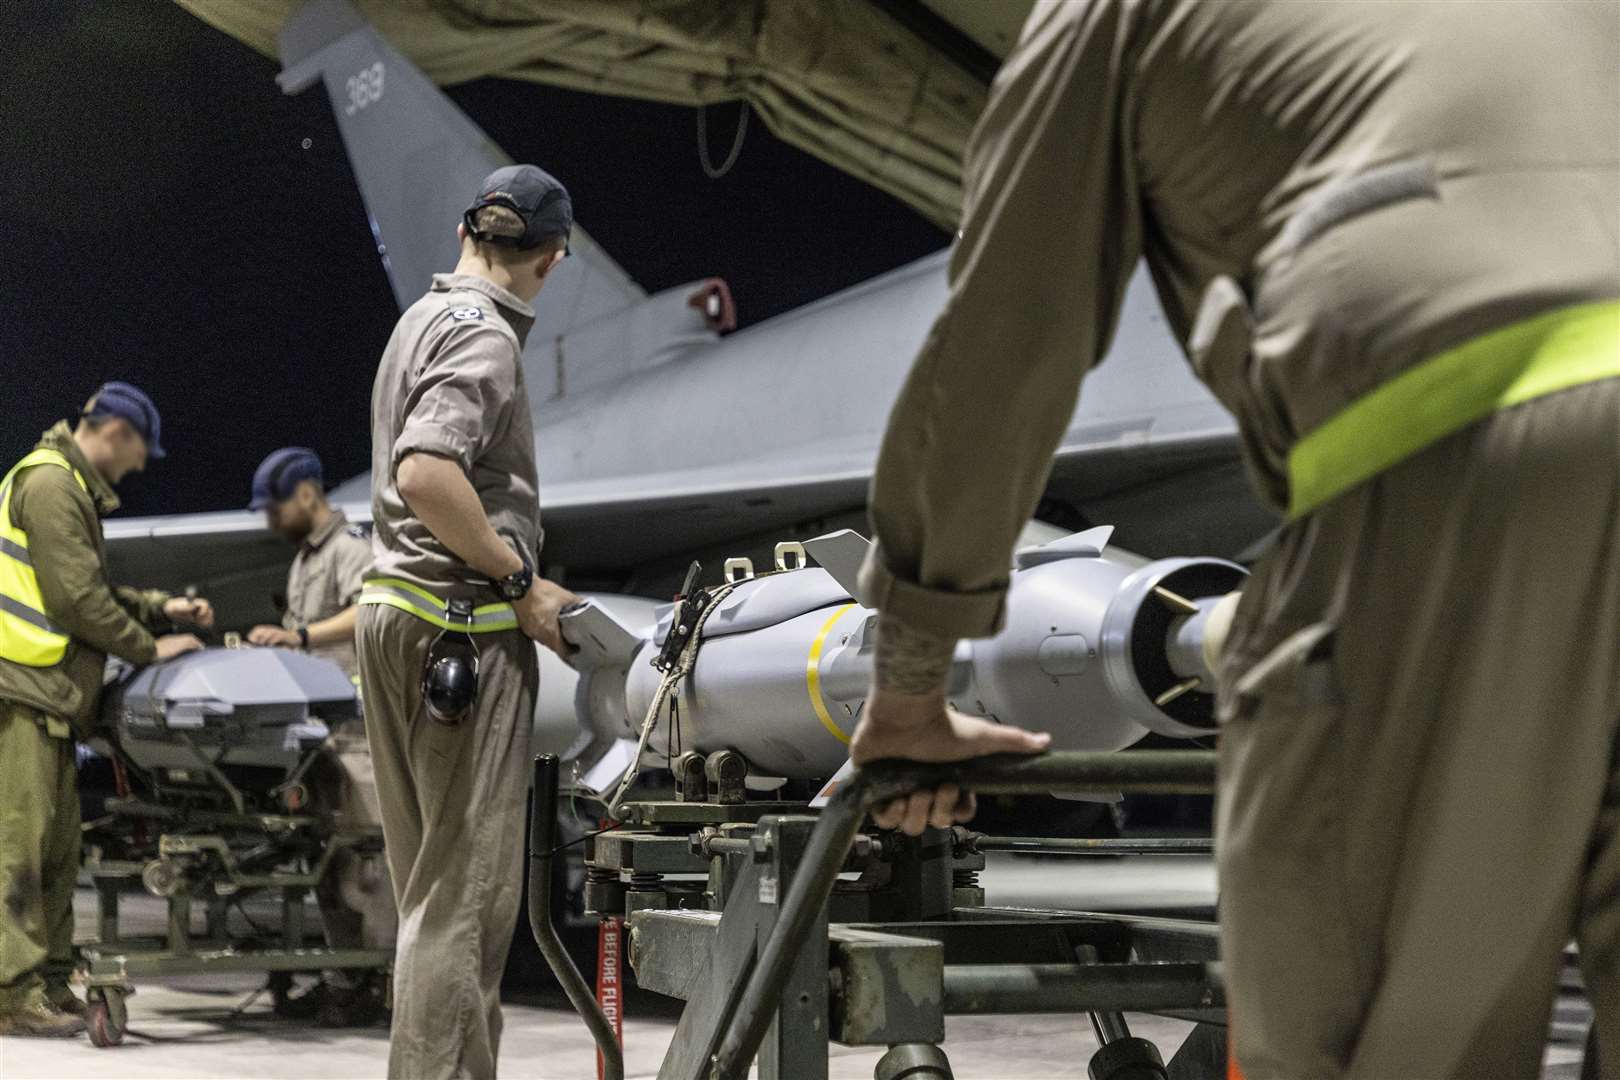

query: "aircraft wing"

left=104, top=508, right=315, bottom=629
left=105, top=415, right=1264, bottom=629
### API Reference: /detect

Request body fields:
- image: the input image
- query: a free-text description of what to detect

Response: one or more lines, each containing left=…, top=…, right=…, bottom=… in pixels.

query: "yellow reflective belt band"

left=1287, top=299, right=1620, bottom=519
left=806, top=603, right=857, bottom=747
left=360, top=578, right=516, bottom=621
left=358, top=578, right=519, bottom=633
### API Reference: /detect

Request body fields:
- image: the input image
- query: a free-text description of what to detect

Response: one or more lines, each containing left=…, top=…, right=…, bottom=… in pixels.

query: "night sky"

left=0, top=1, right=947, bottom=517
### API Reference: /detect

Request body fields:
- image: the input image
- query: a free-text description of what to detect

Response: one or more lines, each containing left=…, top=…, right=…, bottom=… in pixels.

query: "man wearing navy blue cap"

left=0, top=383, right=213, bottom=1036
left=245, top=447, right=395, bottom=1026
left=357, top=164, right=579, bottom=1078
left=247, top=447, right=370, bottom=673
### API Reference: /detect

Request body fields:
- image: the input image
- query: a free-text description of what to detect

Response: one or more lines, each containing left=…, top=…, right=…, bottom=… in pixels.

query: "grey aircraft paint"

left=105, top=0, right=1272, bottom=629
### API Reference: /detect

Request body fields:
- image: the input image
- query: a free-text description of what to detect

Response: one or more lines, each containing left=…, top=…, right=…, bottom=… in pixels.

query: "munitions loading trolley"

left=529, top=749, right=1227, bottom=1080
left=77, top=648, right=393, bottom=1046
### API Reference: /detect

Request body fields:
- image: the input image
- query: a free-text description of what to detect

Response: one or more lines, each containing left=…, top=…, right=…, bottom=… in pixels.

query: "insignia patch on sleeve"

left=451, top=307, right=484, bottom=321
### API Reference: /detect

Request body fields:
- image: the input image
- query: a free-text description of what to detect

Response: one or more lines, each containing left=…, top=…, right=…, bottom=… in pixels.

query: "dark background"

left=0, top=1, right=946, bottom=517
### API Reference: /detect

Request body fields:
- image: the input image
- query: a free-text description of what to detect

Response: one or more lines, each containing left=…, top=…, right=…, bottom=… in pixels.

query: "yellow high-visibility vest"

left=0, top=449, right=88, bottom=666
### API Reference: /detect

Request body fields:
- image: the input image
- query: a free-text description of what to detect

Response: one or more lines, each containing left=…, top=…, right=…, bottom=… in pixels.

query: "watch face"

left=499, top=568, right=531, bottom=600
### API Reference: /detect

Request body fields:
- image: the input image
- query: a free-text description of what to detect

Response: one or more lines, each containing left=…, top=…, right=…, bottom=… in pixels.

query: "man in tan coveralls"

left=0, top=383, right=211, bottom=1036
left=847, top=3, right=1620, bottom=1078
left=357, top=165, right=579, bottom=1079
left=246, top=446, right=395, bottom=1025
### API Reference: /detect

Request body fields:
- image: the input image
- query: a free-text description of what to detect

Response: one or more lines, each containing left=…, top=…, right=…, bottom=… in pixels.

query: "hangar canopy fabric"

left=176, top=0, right=989, bottom=226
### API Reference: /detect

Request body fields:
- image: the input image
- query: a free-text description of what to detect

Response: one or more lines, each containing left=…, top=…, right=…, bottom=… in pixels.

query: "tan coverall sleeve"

left=15, top=471, right=158, bottom=665
left=392, top=324, right=516, bottom=476
left=859, top=0, right=1144, bottom=640
left=333, top=533, right=370, bottom=607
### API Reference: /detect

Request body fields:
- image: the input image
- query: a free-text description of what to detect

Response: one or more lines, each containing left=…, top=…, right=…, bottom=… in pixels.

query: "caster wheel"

left=141, top=858, right=183, bottom=898
left=1089, top=1037, right=1166, bottom=1080
left=86, top=990, right=127, bottom=1048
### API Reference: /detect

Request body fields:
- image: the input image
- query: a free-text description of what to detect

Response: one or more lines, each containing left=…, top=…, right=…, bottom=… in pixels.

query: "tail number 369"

left=345, top=62, right=386, bottom=116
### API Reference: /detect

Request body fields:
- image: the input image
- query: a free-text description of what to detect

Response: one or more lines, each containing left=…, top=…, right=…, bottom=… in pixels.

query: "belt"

left=1287, top=298, right=1620, bottom=519
left=358, top=578, right=518, bottom=632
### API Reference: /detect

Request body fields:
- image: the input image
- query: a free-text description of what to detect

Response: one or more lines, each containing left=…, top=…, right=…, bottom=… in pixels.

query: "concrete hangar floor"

left=1, top=857, right=1592, bottom=1079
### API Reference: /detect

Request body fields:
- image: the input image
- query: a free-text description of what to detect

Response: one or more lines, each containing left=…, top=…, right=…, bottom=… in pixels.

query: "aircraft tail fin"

left=275, top=0, right=643, bottom=325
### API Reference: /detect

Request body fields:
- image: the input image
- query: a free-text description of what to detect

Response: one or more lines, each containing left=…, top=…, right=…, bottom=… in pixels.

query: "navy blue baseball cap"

left=463, top=164, right=573, bottom=253
left=84, top=381, right=166, bottom=459
left=249, top=447, right=324, bottom=510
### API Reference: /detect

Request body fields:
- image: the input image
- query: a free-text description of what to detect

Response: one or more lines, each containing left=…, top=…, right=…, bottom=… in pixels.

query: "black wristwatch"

left=296, top=626, right=311, bottom=650
left=492, top=556, right=534, bottom=602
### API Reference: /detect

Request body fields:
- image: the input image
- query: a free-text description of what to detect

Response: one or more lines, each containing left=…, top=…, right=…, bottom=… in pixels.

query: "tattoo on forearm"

left=873, top=616, right=957, bottom=694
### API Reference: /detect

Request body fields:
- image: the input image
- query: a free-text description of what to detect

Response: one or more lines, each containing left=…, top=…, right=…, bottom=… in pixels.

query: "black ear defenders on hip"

left=423, top=599, right=479, bottom=727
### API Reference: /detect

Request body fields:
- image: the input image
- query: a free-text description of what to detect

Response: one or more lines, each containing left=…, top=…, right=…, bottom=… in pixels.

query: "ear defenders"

left=422, top=599, right=479, bottom=726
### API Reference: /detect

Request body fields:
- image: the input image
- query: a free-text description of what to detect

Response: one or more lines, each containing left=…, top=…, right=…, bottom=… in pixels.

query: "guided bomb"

left=546, top=527, right=1245, bottom=786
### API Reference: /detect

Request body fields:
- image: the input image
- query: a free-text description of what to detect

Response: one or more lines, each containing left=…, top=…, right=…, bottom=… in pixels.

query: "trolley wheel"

left=86, top=988, right=127, bottom=1048
left=1088, top=1037, right=1166, bottom=1080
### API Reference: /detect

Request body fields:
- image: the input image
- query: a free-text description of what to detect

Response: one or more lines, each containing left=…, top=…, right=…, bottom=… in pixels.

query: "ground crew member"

left=246, top=446, right=395, bottom=1026
left=0, top=383, right=212, bottom=1036
left=357, top=164, right=579, bottom=1079
left=847, top=3, right=1619, bottom=1078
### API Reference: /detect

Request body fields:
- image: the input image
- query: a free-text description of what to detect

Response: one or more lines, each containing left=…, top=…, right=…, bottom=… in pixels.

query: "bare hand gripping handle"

left=705, top=749, right=1218, bottom=1079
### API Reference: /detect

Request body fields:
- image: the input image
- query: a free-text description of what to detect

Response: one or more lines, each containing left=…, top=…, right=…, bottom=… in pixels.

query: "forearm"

left=115, top=586, right=173, bottom=631
left=861, top=0, right=1138, bottom=648
left=872, top=615, right=957, bottom=695
left=304, top=605, right=358, bottom=648
left=857, top=318, right=1080, bottom=645
left=396, top=453, right=522, bottom=579
left=51, top=592, right=157, bottom=664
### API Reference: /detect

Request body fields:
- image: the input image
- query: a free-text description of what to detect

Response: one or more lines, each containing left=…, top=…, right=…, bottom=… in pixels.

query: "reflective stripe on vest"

left=358, top=578, right=518, bottom=633
left=0, top=449, right=88, bottom=666
left=1288, top=299, right=1620, bottom=519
